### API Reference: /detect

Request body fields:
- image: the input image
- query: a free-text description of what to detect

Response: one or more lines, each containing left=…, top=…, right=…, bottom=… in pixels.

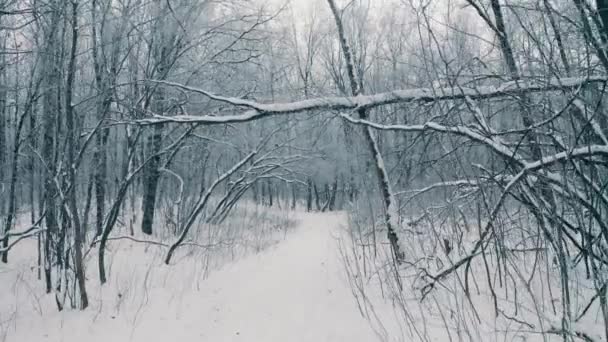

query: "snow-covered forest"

left=1, top=0, right=608, bottom=340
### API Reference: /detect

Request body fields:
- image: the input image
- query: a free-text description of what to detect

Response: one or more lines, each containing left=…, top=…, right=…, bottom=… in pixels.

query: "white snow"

left=3, top=209, right=603, bottom=342
left=1, top=212, right=385, bottom=342
left=140, top=76, right=608, bottom=125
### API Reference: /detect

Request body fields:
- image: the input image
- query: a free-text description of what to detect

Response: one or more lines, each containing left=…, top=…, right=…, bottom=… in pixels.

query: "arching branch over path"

left=136, top=76, right=607, bottom=125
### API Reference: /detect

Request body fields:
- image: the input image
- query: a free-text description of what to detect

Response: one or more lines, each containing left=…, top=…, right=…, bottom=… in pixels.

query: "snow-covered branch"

left=340, top=113, right=524, bottom=165
left=395, top=179, right=483, bottom=197
left=136, top=76, right=607, bottom=125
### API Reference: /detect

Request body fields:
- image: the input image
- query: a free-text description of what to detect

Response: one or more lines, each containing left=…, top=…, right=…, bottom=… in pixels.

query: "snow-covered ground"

left=1, top=211, right=389, bottom=342
left=3, top=208, right=603, bottom=342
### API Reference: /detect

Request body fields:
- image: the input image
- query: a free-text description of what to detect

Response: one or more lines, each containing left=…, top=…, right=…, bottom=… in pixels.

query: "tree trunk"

left=41, top=2, right=62, bottom=293
left=328, top=177, right=338, bottom=211
left=321, top=184, right=330, bottom=212
left=141, top=9, right=171, bottom=235
left=0, top=36, right=6, bottom=215
left=91, top=0, right=122, bottom=238
left=0, top=37, right=8, bottom=261
left=64, top=0, right=88, bottom=308
left=313, top=182, right=321, bottom=211
left=306, top=178, right=312, bottom=212
left=141, top=123, right=163, bottom=235
left=327, top=0, right=404, bottom=263
left=268, top=180, right=273, bottom=207
left=291, top=183, right=297, bottom=210
left=28, top=98, right=40, bottom=277
left=252, top=181, right=259, bottom=204
left=93, top=133, right=108, bottom=237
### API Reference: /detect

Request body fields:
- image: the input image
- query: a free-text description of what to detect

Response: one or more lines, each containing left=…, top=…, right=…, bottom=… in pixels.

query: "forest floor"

left=1, top=212, right=388, bottom=342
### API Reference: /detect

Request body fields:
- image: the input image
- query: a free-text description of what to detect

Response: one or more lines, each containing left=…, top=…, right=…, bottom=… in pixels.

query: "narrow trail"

left=5, top=212, right=383, bottom=342
left=186, top=211, right=380, bottom=342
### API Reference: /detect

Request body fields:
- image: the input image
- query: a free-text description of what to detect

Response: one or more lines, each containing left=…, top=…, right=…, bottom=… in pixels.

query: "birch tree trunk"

left=326, top=0, right=403, bottom=263
left=40, top=1, right=61, bottom=293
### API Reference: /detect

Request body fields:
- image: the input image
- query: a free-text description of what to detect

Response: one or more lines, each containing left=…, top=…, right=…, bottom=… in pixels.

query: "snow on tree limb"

left=136, top=76, right=608, bottom=125
left=395, top=179, right=484, bottom=197
left=339, top=113, right=525, bottom=165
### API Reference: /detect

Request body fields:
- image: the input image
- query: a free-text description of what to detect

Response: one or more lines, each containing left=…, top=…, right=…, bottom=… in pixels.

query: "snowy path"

left=187, top=212, right=380, bottom=342
left=4, top=212, right=383, bottom=342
